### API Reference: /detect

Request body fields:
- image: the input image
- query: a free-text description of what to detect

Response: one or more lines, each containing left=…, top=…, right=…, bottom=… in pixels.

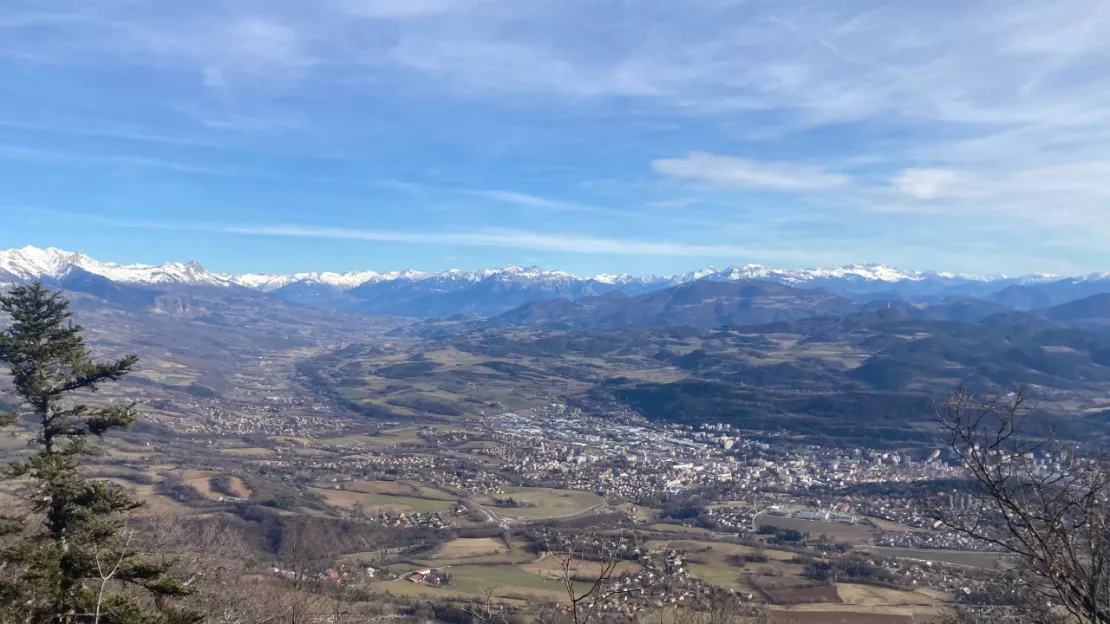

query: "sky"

left=2, top=0, right=1109, bottom=277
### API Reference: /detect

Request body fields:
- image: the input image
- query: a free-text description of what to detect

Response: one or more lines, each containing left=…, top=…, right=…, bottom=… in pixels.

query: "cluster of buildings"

left=369, top=510, right=454, bottom=530
left=557, top=544, right=737, bottom=617
left=407, top=567, right=448, bottom=586
left=876, top=530, right=999, bottom=551
left=466, top=409, right=964, bottom=508
left=703, top=505, right=758, bottom=530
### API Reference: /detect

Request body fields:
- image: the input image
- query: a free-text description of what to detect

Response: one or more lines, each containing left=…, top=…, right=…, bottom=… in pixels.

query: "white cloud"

left=467, top=189, right=588, bottom=211
left=876, top=161, right=1110, bottom=235
left=8, top=0, right=1110, bottom=260
left=889, top=168, right=967, bottom=200
left=226, top=223, right=767, bottom=257
left=465, top=189, right=638, bottom=219
left=388, top=38, right=668, bottom=98
left=8, top=0, right=1110, bottom=137
left=45, top=213, right=822, bottom=261
left=652, top=152, right=851, bottom=190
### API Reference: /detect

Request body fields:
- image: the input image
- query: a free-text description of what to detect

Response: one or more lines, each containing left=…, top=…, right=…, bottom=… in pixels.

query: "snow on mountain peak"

left=1, top=246, right=1088, bottom=297
left=0, top=245, right=228, bottom=287
left=223, top=270, right=386, bottom=291
left=592, top=273, right=638, bottom=285
left=804, top=264, right=924, bottom=282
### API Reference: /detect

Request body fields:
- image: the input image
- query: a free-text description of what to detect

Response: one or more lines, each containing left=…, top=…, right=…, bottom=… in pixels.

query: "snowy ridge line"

left=0, top=245, right=1065, bottom=291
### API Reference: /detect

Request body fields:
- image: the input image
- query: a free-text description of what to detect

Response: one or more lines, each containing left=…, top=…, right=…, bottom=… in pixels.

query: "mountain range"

left=1, top=245, right=1107, bottom=320
left=8, top=245, right=1110, bottom=445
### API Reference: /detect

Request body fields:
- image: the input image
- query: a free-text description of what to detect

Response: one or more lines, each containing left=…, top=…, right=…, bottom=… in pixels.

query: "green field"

left=868, top=547, right=1012, bottom=569
left=446, top=564, right=592, bottom=598
left=645, top=539, right=802, bottom=595
left=483, top=487, right=602, bottom=518
left=649, top=523, right=715, bottom=535
left=161, top=376, right=194, bottom=386
left=310, top=488, right=455, bottom=513
left=414, top=536, right=538, bottom=567
left=755, top=513, right=876, bottom=544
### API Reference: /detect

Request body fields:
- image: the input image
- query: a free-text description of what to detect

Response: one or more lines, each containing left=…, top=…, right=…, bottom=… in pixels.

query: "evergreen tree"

left=0, top=283, right=196, bottom=624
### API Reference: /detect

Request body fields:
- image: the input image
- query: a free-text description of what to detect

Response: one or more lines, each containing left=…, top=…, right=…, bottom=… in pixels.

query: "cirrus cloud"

left=652, top=152, right=852, bottom=190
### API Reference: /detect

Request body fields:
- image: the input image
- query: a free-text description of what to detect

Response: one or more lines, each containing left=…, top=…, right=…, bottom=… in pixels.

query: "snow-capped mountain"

left=669, top=264, right=1009, bottom=287
left=224, top=271, right=387, bottom=292
left=0, top=245, right=1096, bottom=319
left=0, top=246, right=228, bottom=287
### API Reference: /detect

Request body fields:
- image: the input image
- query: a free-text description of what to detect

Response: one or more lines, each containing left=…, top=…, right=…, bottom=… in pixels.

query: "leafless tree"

left=934, top=386, right=1110, bottom=624
left=652, top=592, right=767, bottom=624
left=940, top=581, right=1060, bottom=624
left=122, top=515, right=382, bottom=624
left=93, top=530, right=135, bottom=624
left=135, top=515, right=265, bottom=623
left=538, top=529, right=641, bottom=624
left=465, top=584, right=511, bottom=624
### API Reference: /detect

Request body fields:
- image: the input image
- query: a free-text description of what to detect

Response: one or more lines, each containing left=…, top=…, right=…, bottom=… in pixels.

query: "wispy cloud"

left=6, top=0, right=1110, bottom=272
left=889, top=169, right=971, bottom=201
left=0, top=145, right=258, bottom=176
left=0, top=120, right=238, bottom=151
left=649, top=198, right=701, bottom=209
left=44, top=211, right=819, bottom=260
left=223, top=224, right=781, bottom=258
left=653, top=152, right=851, bottom=190
left=466, top=189, right=594, bottom=212
left=880, top=161, right=1110, bottom=231
left=464, top=189, right=639, bottom=219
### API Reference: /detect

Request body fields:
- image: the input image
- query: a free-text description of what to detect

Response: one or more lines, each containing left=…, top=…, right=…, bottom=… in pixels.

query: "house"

left=406, top=567, right=446, bottom=586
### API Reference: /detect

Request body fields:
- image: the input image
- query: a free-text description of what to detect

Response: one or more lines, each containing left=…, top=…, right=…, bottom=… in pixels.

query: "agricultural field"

left=218, top=447, right=276, bottom=457
left=648, top=523, right=716, bottom=535
left=177, top=470, right=251, bottom=500
left=310, top=488, right=456, bottom=514
left=646, top=540, right=798, bottom=562
left=479, top=486, right=602, bottom=519
left=402, top=563, right=584, bottom=602
left=414, top=536, right=538, bottom=567
left=645, top=538, right=804, bottom=597
left=433, top=537, right=510, bottom=559
left=518, top=556, right=642, bottom=580
left=866, top=517, right=927, bottom=534
left=763, top=585, right=841, bottom=605
left=755, top=513, right=877, bottom=544
left=767, top=607, right=917, bottom=624
left=867, top=547, right=1012, bottom=569
left=836, top=583, right=947, bottom=607
left=346, top=480, right=421, bottom=496
left=98, top=479, right=193, bottom=516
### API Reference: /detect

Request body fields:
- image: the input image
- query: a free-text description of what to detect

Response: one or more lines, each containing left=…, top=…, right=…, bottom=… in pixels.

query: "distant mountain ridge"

left=495, top=280, right=860, bottom=329
left=0, top=245, right=1058, bottom=291
left=0, top=246, right=227, bottom=287
left=0, top=245, right=1100, bottom=319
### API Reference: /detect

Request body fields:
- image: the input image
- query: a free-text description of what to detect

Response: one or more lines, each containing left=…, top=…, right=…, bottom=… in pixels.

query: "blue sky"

left=2, top=0, right=1109, bottom=276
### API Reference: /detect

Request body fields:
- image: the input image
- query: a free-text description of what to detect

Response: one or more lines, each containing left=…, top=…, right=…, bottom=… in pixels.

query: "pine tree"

left=0, top=283, right=196, bottom=624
